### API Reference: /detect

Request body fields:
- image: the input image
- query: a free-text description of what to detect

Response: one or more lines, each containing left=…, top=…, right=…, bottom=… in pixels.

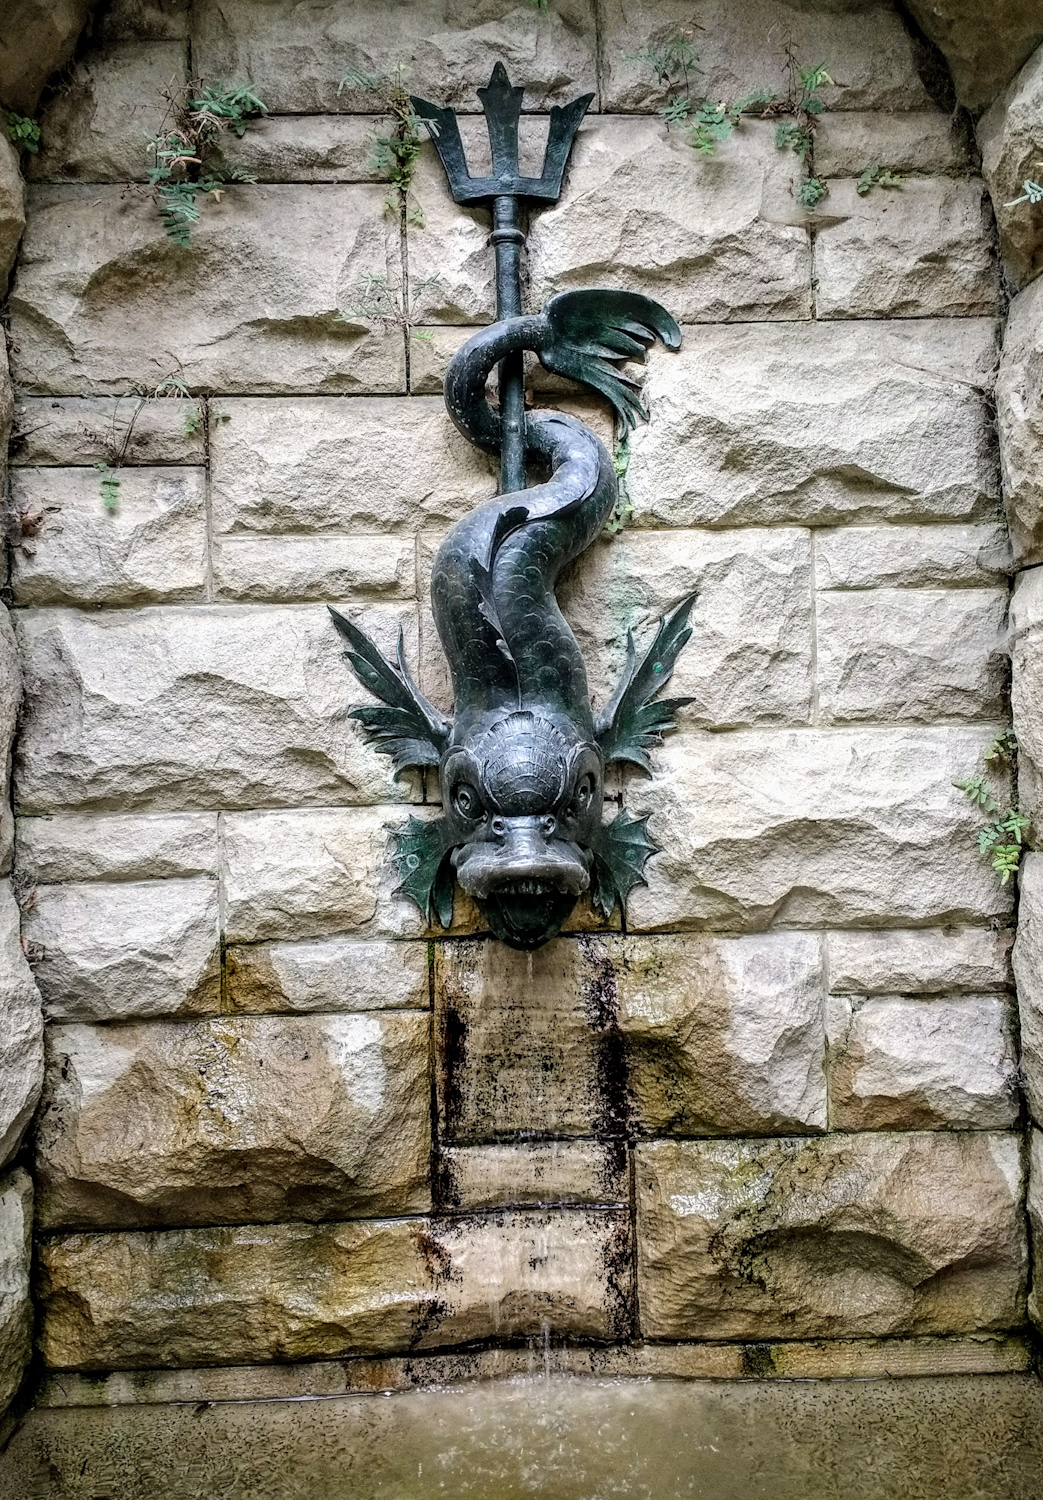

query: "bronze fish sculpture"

left=331, top=288, right=694, bottom=948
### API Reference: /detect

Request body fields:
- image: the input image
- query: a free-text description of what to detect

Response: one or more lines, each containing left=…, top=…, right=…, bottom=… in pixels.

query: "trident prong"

left=411, top=62, right=592, bottom=206
left=412, top=63, right=592, bottom=495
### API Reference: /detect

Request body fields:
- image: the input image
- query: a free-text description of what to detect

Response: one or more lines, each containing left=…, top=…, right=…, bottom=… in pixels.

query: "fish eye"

left=452, top=783, right=481, bottom=819
left=569, top=773, right=595, bottom=817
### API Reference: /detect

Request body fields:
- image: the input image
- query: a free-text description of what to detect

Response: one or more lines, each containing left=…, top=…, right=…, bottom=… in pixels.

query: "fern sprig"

left=630, top=38, right=831, bottom=208
left=146, top=79, right=266, bottom=243
left=857, top=163, right=904, bottom=196
left=955, top=734, right=1033, bottom=886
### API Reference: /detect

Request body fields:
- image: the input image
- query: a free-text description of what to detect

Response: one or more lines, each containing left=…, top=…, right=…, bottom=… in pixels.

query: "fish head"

left=442, top=710, right=603, bottom=949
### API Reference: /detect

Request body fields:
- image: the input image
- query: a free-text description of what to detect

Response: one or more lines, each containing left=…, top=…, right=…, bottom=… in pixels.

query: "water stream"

left=2, top=1372, right=1042, bottom=1499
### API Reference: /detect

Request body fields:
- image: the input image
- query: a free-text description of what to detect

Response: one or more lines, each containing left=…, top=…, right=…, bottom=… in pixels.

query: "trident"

left=411, top=63, right=592, bottom=495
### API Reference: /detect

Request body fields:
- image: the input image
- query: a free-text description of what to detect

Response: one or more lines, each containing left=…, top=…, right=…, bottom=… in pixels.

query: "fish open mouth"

left=495, top=877, right=558, bottom=897
left=477, top=885, right=579, bottom=949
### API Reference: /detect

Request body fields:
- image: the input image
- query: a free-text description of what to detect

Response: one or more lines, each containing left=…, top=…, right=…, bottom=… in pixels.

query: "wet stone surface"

left=3, top=1373, right=1043, bottom=1500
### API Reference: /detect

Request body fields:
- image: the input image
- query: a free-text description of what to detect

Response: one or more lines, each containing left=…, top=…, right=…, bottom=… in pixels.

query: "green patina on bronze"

left=330, top=64, right=693, bottom=949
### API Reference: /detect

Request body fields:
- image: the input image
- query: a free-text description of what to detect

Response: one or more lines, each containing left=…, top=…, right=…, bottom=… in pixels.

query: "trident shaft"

left=411, top=63, right=592, bottom=495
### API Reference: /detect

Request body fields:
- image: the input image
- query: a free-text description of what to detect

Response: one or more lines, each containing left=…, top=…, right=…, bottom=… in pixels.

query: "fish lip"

left=452, top=823, right=591, bottom=899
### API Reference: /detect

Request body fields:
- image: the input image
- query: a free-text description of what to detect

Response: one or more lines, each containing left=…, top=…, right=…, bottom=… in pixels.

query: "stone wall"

left=2, top=0, right=1043, bottom=1405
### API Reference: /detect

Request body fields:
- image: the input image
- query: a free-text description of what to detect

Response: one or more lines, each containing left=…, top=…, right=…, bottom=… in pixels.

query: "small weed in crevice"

left=338, top=271, right=444, bottom=344
left=624, top=30, right=702, bottom=92
left=856, top=163, right=905, bottom=197
left=95, top=463, right=121, bottom=514
left=83, top=372, right=193, bottom=511
left=954, top=732, right=1032, bottom=886
left=339, top=65, right=431, bottom=225
left=626, top=37, right=832, bottom=209
left=147, top=80, right=267, bottom=245
left=5, top=113, right=40, bottom=153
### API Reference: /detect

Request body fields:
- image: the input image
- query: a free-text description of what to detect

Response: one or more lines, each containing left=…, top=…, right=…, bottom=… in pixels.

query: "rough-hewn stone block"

left=435, top=932, right=827, bottom=1142
left=0, top=0, right=92, bottom=114
left=997, top=277, right=1043, bottom=566
left=904, top=0, right=1043, bottom=114
left=814, top=111, right=973, bottom=178
left=16, top=813, right=218, bottom=884
left=94, top=0, right=189, bottom=42
left=14, top=605, right=420, bottom=814
left=598, top=0, right=934, bottom=112
left=0, top=606, right=20, bottom=873
left=627, top=320, right=1000, bottom=529
left=213, top=535, right=416, bottom=604
left=614, top=932, right=827, bottom=1136
left=226, top=937, right=429, bottom=1014
left=435, top=937, right=603, bottom=1142
left=222, top=807, right=421, bottom=943
left=0, top=343, right=11, bottom=466
left=38, top=1207, right=630, bottom=1369
left=978, top=43, right=1043, bottom=289
left=209, top=397, right=493, bottom=536
left=827, top=995, right=1018, bottom=1130
left=439, top=1142, right=626, bottom=1211
left=192, top=0, right=598, bottom=114
left=523, top=118, right=811, bottom=325
left=10, top=396, right=206, bottom=466
left=1011, top=567, right=1043, bottom=822
left=35, top=1012, right=431, bottom=1228
left=827, top=927, right=1013, bottom=995
left=24, top=879, right=221, bottom=1024
left=636, top=1132, right=1025, bottom=1340
left=813, top=524, right=1011, bottom=590
left=0, top=135, right=24, bottom=297
left=10, top=467, right=208, bottom=606
left=0, top=1169, right=32, bottom=1413
left=625, top=726, right=1014, bottom=932
left=1012, top=854, right=1043, bottom=1125
left=10, top=185, right=404, bottom=395
left=815, top=587, right=1009, bottom=723
left=559, top=527, right=813, bottom=729
left=28, top=40, right=187, bottom=183
left=0, top=881, right=43, bottom=1169
left=1029, top=1128, right=1043, bottom=1332
left=213, top=115, right=388, bottom=183
left=816, top=179, right=1000, bottom=320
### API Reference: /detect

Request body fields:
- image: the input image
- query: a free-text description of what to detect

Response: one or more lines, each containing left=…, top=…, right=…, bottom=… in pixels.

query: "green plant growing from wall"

left=338, top=271, right=443, bottom=345
left=625, top=37, right=832, bottom=208
left=5, top=113, right=40, bottom=153
left=95, top=464, right=121, bottom=514
left=954, top=732, right=1032, bottom=885
left=856, top=163, right=905, bottom=196
left=625, top=31, right=702, bottom=92
left=87, top=373, right=193, bottom=510
left=339, top=65, right=431, bottom=224
left=146, top=81, right=267, bottom=245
